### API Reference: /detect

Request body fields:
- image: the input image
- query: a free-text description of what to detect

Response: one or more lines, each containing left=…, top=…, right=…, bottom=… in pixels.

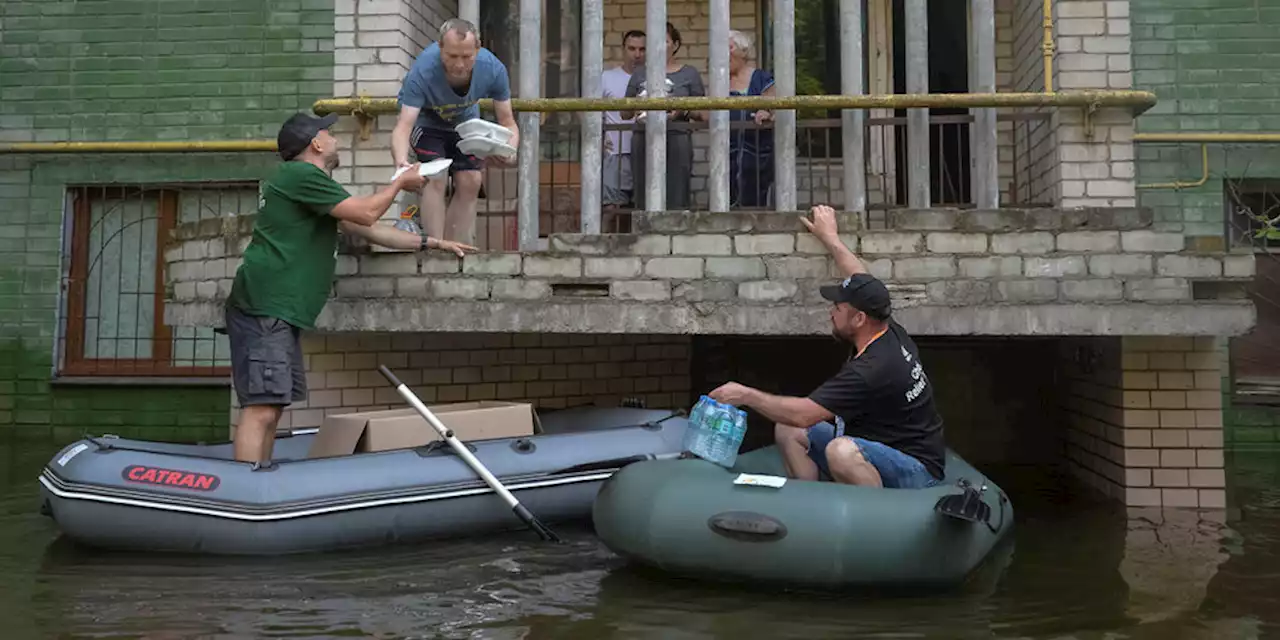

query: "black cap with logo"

left=276, top=112, right=339, bottom=160
left=819, top=273, right=892, bottom=320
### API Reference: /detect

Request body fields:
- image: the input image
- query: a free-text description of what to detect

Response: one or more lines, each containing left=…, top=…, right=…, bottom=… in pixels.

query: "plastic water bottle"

left=702, top=402, right=719, bottom=462
left=725, top=408, right=747, bottom=467
left=711, top=403, right=731, bottom=464
left=684, top=396, right=705, bottom=452
left=393, top=205, right=422, bottom=234
left=685, top=396, right=749, bottom=467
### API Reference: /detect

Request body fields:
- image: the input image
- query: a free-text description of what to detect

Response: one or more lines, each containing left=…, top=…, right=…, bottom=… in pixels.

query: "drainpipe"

left=517, top=0, right=541, bottom=250
left=708, top=0, right=731, bottom=213
left=905, top=0, right=930, bottom=208
left=644, top=0, right=668, bottom=212
left=840, top=0, right=866, bottom=216
left=773, top=0, right=797, bottom=211
left=1042, top=0, right=1055, bottom=94
left=580, top=0, right=604, bottom=234
left=971, top=0, right=999, bottom=209
left=459, top=0, right=479, bottom=25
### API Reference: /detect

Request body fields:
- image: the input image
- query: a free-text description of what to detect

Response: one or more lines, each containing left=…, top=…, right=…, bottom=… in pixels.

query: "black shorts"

left=412, top=126, right=484, bottom=173
left=224, top=304, right=307, bottom=408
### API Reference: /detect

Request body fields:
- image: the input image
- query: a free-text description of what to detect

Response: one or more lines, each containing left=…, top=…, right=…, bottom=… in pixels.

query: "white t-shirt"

left=602, top=66, right=634, bottom=156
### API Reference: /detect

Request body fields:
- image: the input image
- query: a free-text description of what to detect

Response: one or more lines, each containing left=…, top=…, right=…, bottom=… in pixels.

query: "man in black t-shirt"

left=708, top=204, right=946, bottom=488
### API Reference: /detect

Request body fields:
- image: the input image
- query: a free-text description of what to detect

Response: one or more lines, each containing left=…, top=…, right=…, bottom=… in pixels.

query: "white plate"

left=457, top=136, right=517, bottom=160
left=391, top=158, right=453, bottom=181
left=456, top=118, right=513, bottom=144
left=420, top=158, right=453, bottom=178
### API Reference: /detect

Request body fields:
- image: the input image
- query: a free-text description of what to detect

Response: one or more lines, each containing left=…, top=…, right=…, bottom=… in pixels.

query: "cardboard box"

left=306, top=401, right=541, bottom=459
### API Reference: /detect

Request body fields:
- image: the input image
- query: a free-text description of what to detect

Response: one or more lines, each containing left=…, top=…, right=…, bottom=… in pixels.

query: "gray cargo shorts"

left=224, top=304, right=307, bottom=408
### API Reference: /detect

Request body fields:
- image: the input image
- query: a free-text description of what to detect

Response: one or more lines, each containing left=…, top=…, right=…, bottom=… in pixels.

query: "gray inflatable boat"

left=38, top=406, right=687, bottom=555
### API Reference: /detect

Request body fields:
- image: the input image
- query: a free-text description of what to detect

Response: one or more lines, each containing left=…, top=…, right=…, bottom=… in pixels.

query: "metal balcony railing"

left=462, top=110, right=1054, bottom=251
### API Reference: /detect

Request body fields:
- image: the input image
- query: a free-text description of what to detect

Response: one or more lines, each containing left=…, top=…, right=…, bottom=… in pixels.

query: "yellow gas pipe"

left=1043, top=0, right=1055, bottom=94
left=0, top=140, right=277, bottom=154
left=1133, top=133, right=1280, bottom=190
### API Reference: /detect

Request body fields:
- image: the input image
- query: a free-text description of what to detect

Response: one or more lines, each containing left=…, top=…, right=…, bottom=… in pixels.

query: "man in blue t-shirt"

left=392, top=18, right=519, bottom=246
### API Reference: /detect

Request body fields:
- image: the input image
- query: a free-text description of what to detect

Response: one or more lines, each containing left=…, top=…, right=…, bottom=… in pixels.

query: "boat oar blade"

left=514, top=503, right=561, bottom=542
left=377, top=364, right=562, bottom=543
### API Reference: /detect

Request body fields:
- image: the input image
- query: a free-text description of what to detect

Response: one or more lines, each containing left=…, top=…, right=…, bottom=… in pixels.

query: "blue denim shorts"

left=806, top=419, right=940, bottom=489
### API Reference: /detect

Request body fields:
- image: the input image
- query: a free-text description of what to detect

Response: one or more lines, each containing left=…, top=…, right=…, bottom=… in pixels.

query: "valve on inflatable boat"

left=934, top=477, right=993, bottom=527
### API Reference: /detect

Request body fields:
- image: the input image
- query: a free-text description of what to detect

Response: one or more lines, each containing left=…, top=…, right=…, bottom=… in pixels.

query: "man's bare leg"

left=235, top=404, right=282, bottom=464
left=419, top=178, right=449, bottom=241
left=444, top=170, right=483, bottom=246
left=825, top=438, right=883, bottom=487
left=774, top=423, right=820, bottom=481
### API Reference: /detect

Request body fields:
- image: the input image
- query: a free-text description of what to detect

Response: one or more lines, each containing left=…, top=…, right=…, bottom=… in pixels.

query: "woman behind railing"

left=622, top=22, right=706, bottom=210
left=727, top=30, right=775, bottom=210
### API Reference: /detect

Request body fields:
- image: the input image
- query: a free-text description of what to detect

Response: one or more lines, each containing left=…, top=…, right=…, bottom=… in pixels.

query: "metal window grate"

left=59, top=183, right=258, bottom=378
left=1225, top=178, right=1280, bottom=401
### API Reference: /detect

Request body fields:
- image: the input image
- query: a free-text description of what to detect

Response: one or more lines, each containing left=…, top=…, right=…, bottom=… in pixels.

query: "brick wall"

left=331, top=0, right=454, bottom=199
left=1055, top=0, right=1137, bottom=209
left=0, top=0, right=334, bottom=439
left=1003, top=0, right=1054, bottom=204
left=1060, top=336, right=1226, bottom=508
left=604, top=0, right=760, bottom=78
left=230, top=333, right=693, bottom=431
left=1132, top=0, right=1280, bottom=236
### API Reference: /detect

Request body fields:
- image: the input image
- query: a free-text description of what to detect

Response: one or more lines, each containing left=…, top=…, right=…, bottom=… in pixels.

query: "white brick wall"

left=332, top=0, right=454, bottom=200
left=1053, top=0, right=1136, bottom=208
left=1060, top=336, right=1226, bottom=508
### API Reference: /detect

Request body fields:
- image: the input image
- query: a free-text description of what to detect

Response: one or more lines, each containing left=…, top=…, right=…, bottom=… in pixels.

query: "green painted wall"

left=1132, top=0, right=1280, bottom=450
left=0, top=0, right=334, bottom=442
left=1131, top=0, right=1280, bottom=236
left=1224, top=402, right=1280, bottom=451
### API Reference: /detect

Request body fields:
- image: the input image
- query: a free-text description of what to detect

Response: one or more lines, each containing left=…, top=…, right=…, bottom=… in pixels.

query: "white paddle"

left=377, top=365, right=561, bottom=543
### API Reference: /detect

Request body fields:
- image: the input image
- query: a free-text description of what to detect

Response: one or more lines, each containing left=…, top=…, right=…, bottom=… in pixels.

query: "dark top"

left=730, top=68, right=775, bottom=156
left=226, top=162, right=350, bottom=330
left=808, top=321, right=947, bottom=480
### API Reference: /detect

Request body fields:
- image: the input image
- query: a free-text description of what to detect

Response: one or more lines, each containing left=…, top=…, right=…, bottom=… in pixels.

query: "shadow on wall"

left=690, top=335, right=1068, bottom=467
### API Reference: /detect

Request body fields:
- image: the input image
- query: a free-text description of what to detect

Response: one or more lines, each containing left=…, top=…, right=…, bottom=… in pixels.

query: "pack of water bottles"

left=683, top=395, right=748, bottom=468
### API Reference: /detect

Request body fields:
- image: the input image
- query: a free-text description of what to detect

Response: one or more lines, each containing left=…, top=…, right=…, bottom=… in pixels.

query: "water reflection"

left=0, top=442, right=1276, bottom=639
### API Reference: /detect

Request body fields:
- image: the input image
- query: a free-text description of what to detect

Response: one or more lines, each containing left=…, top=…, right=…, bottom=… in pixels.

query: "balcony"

left=458, top=112, right=1060, bottom=251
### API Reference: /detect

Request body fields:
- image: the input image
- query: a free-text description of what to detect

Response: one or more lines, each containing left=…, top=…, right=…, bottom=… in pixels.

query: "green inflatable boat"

left=591, top=445, right=1014, bottom=590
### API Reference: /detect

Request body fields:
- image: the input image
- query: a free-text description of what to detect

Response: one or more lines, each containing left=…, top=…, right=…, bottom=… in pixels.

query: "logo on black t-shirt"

left=904, top=345, right=929, bottom=402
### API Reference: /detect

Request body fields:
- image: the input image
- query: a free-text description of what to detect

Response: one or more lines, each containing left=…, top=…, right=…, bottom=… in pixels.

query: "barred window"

left=58, top=183, right=258, bottom=379
left=1225, top=178, right=1280, bottom=402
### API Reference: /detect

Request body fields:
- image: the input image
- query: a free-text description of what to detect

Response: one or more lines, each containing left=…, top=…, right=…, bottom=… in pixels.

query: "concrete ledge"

left=167, top=301, right=1256, bottom=337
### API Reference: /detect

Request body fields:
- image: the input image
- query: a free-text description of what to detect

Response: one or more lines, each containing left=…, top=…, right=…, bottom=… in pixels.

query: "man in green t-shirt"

left=225, top=111, right=477, bottom=465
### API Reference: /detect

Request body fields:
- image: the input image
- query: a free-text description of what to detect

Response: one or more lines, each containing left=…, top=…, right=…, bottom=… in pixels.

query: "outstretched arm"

left=708, top=382, right=833, bottom=429
left=329, top=172, right=424, bottom=227
left=802, top=204, right=868, bottom=277
left=339, top=220, right=478, bottom=256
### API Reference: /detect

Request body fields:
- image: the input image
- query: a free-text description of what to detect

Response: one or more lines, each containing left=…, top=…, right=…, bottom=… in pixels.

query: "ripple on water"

left=0, top=448, right=1278, bottom=639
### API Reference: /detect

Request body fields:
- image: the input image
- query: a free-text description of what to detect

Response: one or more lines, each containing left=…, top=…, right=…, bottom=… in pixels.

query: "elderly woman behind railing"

left=728, top=30, right=775, bottom=209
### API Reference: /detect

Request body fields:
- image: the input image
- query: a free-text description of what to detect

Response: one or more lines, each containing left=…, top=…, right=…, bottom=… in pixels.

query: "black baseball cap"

left=819, top=273, right=892, bottom=320
left=277, top=112, right=339, bottom=160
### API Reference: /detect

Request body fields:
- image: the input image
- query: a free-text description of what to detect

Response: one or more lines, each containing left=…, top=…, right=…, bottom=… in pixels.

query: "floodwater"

left=1, top=441, right=1278, bottom=640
